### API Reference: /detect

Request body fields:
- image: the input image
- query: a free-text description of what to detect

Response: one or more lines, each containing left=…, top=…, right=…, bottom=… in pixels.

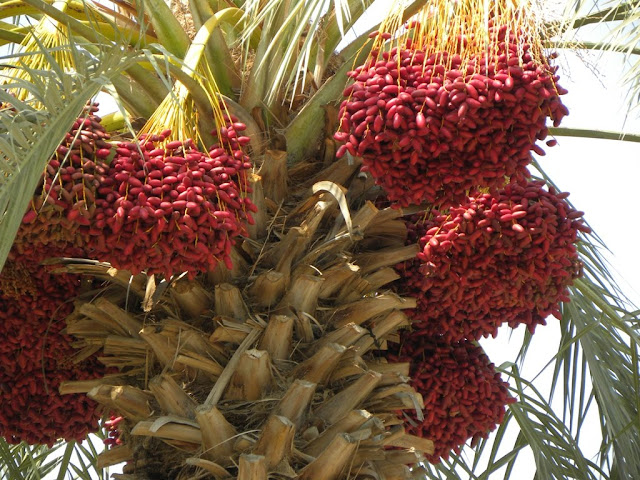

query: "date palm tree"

left=0, top=0, right=639, bottom=479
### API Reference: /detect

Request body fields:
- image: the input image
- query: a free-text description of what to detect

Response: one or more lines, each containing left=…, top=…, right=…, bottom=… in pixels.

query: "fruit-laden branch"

left=285, top=0, right=426, bottom=164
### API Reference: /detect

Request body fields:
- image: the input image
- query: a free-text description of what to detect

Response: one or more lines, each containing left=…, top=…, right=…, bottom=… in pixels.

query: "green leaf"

left=137, top=0, right=190, bottom=58
left=239, top=0, right=408, bottom=114
left=284, top=34, right=370, bottom=164
left=0, top=440, right=24, bottom=479
left=505, top=369, right=601, bottom=480
left=558, top=0, right=640, bottom=112
left=55, top=442, right=75, bottom=480
left=550, top=126, right=640, bottom=143
left=188, top=0, right=243, bottom=96
left=568, top=278, right=640, bottom=478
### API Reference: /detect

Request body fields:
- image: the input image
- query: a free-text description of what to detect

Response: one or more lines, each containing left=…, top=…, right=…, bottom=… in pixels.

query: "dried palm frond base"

left=60, top=154, right=434, bottom=480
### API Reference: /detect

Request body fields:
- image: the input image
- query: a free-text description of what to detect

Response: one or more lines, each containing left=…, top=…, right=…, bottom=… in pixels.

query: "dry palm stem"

left=237, top=454, right=267, bottom=480
left=258, top=150, right=288, bottom=204
left=67, top=160, right=435, bottom=479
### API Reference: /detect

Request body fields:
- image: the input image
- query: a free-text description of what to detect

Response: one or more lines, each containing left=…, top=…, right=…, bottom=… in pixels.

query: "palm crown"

left=0, top=0, right=639, bottom=479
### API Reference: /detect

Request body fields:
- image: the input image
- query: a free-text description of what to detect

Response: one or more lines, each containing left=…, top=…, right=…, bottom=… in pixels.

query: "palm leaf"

left=238, top=0, right=422, bottom=113
left=186, top=0, right=243, bottom=96
left=551, top=126, right=640, bottom=143
left=16, top=0, right=174, bottom=109
left=568, top=278, right=640, bottom=478
left=0, top=432, right=114, bottom=480
left=557, top=0, right=640, bottom=112
left=54, top=442, right=76, bottom=480
left=505, top=368, right=603, bottom=480
left=137, top=0, right=190, bottom=56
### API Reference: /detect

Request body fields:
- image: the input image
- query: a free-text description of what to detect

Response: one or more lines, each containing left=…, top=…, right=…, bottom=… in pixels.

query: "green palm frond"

left=1, top=0, right=74, bottom=103
left=550, top=126, right=640, bottom=142
left=506, top=370, right=604, bottom=479
left=557, top=0, right=639, bottom=28
left=0, top=439, right=61, bottom=479
left=558, top=0, right=640, bottom=113
left=238, top=0, right=393, bottom=113
left=568, top=278, right=640, bottom=478
left=0, top=435, right=113, bottom=480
